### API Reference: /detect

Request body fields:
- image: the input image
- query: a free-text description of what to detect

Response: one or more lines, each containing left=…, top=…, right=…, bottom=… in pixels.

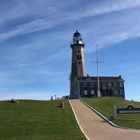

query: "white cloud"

left=0, top=0, right=140, bottom=41
left=83, top=0, right=140, bottom=17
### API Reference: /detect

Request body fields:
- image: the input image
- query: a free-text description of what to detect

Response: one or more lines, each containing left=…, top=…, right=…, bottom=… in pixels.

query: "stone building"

left=70, top=30, right=125, bottom=99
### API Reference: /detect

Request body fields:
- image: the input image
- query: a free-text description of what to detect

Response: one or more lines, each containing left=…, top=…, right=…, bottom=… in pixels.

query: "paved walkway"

left=70, top=99, right=140, bottom=140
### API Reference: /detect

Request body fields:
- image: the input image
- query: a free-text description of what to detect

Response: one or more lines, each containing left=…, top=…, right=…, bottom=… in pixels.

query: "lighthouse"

left=70, top=30, right=86, bottom=98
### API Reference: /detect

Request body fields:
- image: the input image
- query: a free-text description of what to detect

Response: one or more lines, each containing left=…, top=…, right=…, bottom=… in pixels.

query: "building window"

left=119, top=82, right=123, bottom=87
left=90, top=82, right=94, bottom=87
left=108, top=82, right=111, bottom=87
left=102, top=82, right=106, bottom=87
left=94, top=82, right=97, bottom=87
left=114, top=90, right=118, bottom=95
left=120, top=90, right=123, bottom=95
left=84, top=82, right=87, bottom=87
left=114, top=82, right=117, bottom=87
left=91, top=90, right=94, bottom=95
left=84, top=90, right=87, bottom=95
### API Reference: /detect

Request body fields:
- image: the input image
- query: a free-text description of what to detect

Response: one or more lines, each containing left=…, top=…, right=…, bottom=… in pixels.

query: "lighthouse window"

left=78, top=50, right=80, bottom=53
left=78, top=62, right=81, bottom=65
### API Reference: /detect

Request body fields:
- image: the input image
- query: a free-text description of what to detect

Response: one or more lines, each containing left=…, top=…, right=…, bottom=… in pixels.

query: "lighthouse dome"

left=72, top=30, right=84, bottom=45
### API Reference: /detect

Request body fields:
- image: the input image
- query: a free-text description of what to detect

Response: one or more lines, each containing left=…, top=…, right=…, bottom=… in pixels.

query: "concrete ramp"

left=70, top=99, right=140, bottom=140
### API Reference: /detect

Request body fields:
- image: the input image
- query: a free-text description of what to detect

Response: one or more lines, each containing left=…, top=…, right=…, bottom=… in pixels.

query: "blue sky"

left=0, top=0, right=140, bottom=101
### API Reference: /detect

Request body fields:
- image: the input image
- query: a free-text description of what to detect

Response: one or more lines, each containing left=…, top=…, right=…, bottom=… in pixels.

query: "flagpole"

left=96, top=45, right=101, bottom=97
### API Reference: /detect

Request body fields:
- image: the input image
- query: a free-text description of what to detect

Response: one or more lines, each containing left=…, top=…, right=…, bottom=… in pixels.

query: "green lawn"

left=83, top=97, right=140, bottom=129
left=0, top=100, right=86, bottom=140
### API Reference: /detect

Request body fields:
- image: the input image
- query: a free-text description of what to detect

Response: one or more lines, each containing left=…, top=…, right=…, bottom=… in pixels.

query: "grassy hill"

left=0, top=100, right=86, bottom=140
left=83, top=97, right=140, bottom=129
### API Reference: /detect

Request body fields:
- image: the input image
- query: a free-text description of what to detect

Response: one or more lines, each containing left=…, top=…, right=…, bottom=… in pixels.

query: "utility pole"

left=96, top=45, right=101, bottom=97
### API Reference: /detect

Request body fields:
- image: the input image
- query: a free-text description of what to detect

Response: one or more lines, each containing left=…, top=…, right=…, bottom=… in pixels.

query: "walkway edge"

left=69, top=100, right=90, bottom=140
left=80, top=99, right=125, bottom=129
left=81, top=99, right=140, bottom=132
